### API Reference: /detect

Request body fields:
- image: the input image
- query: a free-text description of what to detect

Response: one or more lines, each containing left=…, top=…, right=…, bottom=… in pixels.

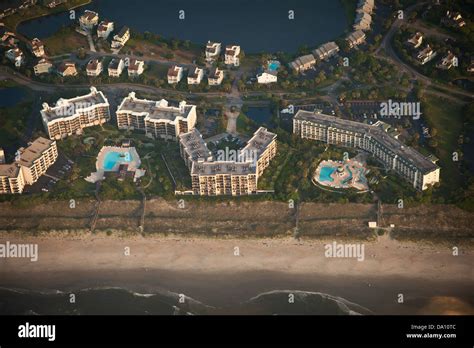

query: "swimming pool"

left=319, top=166, right=335, bottom=182
left=103, top=151, right=133, bottom=171
left=268, top=61, right=280, bottom=71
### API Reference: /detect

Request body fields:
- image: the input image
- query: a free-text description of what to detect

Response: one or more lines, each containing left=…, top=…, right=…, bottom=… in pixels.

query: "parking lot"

left=24, top=153, right=74, bottom=194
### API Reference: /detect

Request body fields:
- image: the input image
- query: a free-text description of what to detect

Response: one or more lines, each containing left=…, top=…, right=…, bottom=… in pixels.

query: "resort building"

left=0, top=163, right=25, bottom=194
left=97, top=20, right=114, bottom=39
left=187, top=66, right=204, bottom=85
left=407, top=32, right=423, bottom=49
left=312, top=42, right=339, bottom=61
left=28, top=38, right=45, bottom=57
left=79, top=10, right=99, bottom=31
left=34, top=58, right=53, bottom=75
left=289, top=54, right=316, bottom=73
left=167, top=65, right=184, bottom=84
left=178, top=127, right=277, bottom=196
left=225, top=45, right=240, bottom=66
left=108, top=58, right=125, bottom=77
left=112, top=26, right=130, bottom=48
left=127, top=58, right=145, bottom=77
left=293, top=110, right=440, bottom=191
left=205, top=41, right=221, bottom=61
left=346, top=30, right=366, bottom=49
left=416, top=45, right=436, bottom=65
left=257, top=70, right=277, bottom=84
left=178, top=129, right=213, bottom=170
left=40, top=87, right=111, bottom=140
left=208, top=67, right=224, bottom=85
left=57, top=61, right=78, bottom=77
left=6, top=48, right=24, bottom=67
left=15, top=137, right=58, bottom=186
left=437, top=51, right=457, bottom=70
left=86, top=58, right=103, bottom=77
left=0, top=137, right=58, bottom=194
left=116, top=92, right=197, bottom=140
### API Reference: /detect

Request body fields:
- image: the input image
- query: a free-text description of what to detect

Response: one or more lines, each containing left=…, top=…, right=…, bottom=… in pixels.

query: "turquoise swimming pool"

left=319, top=166, right=335, bottom=182
left=268, top=61, right=280, bottom=71
left=103, top=151, right=133, bottom=171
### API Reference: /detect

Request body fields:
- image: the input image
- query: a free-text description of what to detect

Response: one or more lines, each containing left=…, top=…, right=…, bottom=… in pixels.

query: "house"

left=225, top=45, right=240, bottom=66
left=0, top=148, right=4, bottom=164
left=86, top=58, right=103, bottom=77
left=79, top=10, right=99, bottom=31
left=437, top=51, right=457, bottom=70
left=112, top=26, right=130, bottom=48
left=257, top=70, right=277, bottom=84
left=416, top=45, right=436, bottom=65
left=289, top=54, right=316, bottom=73
left=346, top=30, right=366, bottom=49
left=468, top=58, right=474, bottom=73
left=97, top=20, right=114, bottom=39
left=442, top=11, right=466, bottom=28
left=1, top=27, right=17, bottom=47
left=358, top=0, right=374, bottom=12
left=208, top=67, right=224, bottom=85
left=6, top=48, right=25, bottom=67
left=187, top=66, right=204, bottom=85
left=108, top=58, right=125, bottom=77
left=167, top=65, right=184, bottom=84
left=407, top=32, right=423, bottom=49
left=128, top=58, right=145, bottom=77
left=205, top=41, right=221, bottom=61
left=312, top=41, right=339, bottom=61
left=57, top=61, right=78, bottom=77
left=28, top=38, right=45, bottom=57
left=34, top=58, right=53, bottom=75
left=42, top=0, right=66, bottom=8
left=353, top=11, right=372, bottom=31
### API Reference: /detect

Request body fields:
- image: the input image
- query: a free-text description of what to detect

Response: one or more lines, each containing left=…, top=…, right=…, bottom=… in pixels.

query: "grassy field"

left=422, top=95, right=464, bottom=198
left=43, top=26, right=88, bottom=56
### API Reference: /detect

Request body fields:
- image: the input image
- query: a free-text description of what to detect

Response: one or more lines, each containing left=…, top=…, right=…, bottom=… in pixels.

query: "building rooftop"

left=242, top=127, right=277, bottom=158
left=294, top=110, right=439, bottom=173
left=41, top=87, right=108, bottom=122
left=191, top=160, right=257, bottom=176
left=0, top=163, right=20, bottom=178
left=179, top=129, right=212, bottom=162
left=117, top=92, right=195, bottom=122
left=16, top=137, right=55, bottom=168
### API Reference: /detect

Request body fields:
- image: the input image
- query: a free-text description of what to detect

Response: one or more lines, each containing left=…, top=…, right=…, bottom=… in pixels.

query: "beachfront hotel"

left=178, top=127, right=277, bottom=196
left=116, top=92, right=197, bottom=140
left=293, top=111, right=440, bottom=191
left=0, top=137, right=58, bottom=194
left=40, top=87, right=111, bottom=140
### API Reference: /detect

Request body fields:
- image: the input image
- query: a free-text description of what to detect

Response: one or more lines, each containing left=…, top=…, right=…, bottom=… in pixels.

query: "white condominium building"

left=168, top=65, right=184, bottom=84
left=208, top=67, right=224, bottom=85
left=108, top=58, right=125, bottom=77
left=86, top=58, right=103, bottom=77
left=187, top=66, right=204, bottom=85
left=205, top=41, right=221, bottom=61
left=225, top=45, right=240, bottom=66
left=179, top=127, right=277, bottom=196
left=293, top=111, right=440, bottom=191
left=112, top=26, right=130, bottom=48
left=40, top=87, right=111, bottom=140
left=116, top=92, right=197, bottom=140
left=0, top=137, right=58, bottom=194
left=79, top=10, right=99, bottom=31
left=97, top=20, right=114, bottom=39
left=127, top=58, right=145, bottom=77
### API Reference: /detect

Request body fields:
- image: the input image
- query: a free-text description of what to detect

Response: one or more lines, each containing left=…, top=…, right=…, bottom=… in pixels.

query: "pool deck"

left=314, top=159, right=368, bottom=191
left=85, top=146, right=144, bottom=183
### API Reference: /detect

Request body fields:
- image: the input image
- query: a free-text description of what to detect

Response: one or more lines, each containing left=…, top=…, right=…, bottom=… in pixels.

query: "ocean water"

left=0, top=288, right=372, bottom=315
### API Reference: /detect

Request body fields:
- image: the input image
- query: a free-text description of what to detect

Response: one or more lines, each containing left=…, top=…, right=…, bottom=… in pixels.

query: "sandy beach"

left=0, top=232, right=473, bottom=314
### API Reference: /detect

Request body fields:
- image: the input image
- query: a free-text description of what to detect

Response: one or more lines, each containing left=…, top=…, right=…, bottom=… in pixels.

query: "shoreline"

left=0, top=233, right=473, bottom=314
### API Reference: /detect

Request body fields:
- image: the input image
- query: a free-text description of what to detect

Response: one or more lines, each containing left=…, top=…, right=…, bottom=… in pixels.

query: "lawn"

left=43, top=26, right=89, bottom=56
left=422, top=94, right=464, bottom=198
